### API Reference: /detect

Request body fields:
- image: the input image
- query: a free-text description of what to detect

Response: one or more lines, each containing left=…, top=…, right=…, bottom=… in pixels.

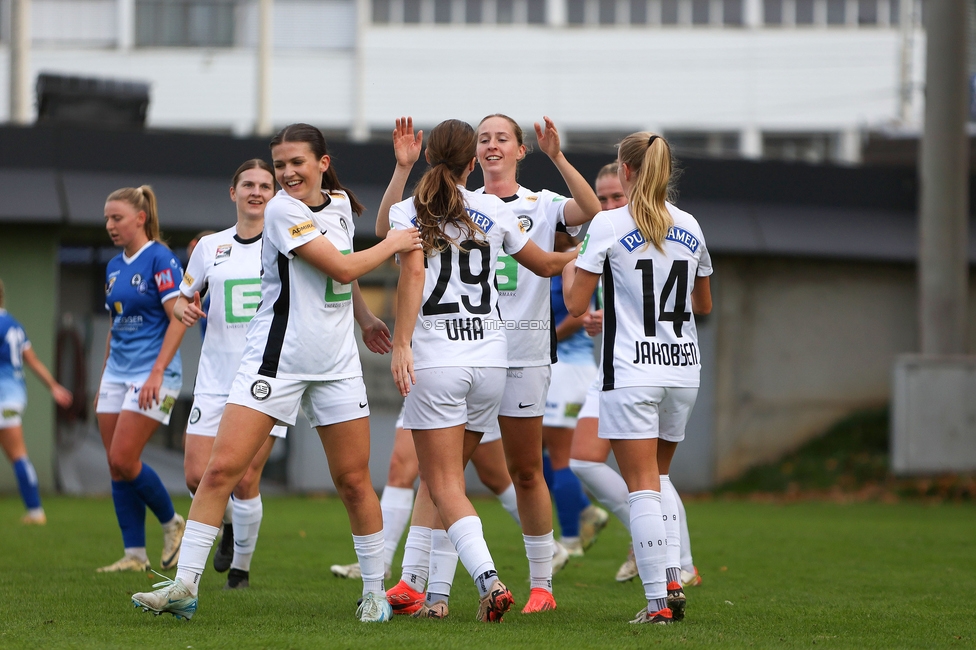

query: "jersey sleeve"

left=498, top=201, right=530, bottom=255
left=388, top=200, right=414, bottom=231
left=180, top=238, right=210, bottom=298
left=266, top=197, right=320, bottom=258
left=575, top=213, right=613, bottom=275
left=152, top=248, right=184, bottom=303
left=696, top=230, right=713, bottom=277
left=544, top=189, right=581, bottom=237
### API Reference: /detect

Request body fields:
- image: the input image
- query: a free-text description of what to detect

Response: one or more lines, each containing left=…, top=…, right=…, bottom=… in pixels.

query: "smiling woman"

left=95, top=184, right=189, bottom=575
left=130, top=123, right=422, bottom=624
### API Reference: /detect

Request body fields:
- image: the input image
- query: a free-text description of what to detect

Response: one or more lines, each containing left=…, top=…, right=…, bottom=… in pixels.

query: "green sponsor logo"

left=224, top=278, right=262, bottom=323
left=496, top=255, right=519, bottom=292
left=326, top=250, right=353, bottom=303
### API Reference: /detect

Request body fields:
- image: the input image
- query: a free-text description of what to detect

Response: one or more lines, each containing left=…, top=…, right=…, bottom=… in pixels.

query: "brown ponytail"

left=617, top=132, right=674, bottom=251
left=413, top=119, right=483, bottom=255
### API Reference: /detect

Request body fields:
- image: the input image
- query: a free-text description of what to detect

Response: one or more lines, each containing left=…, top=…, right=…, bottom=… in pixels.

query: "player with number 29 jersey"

left=576, top=202, right=712, bottom=391
left=388, top=188, right=529, bottom=371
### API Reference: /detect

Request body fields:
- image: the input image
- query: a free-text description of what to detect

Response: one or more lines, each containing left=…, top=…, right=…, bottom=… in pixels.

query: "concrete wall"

left=711, top=256, right=928, bottom=482
left=0, top=227, right=60, bottom=492
left=0, top=24, right=909, bottom=136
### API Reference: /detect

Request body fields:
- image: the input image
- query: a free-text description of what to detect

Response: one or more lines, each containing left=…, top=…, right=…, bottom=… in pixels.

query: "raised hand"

left=534, top=115, right=562, bottom=160
left=393, top=117, right=423, bottom=168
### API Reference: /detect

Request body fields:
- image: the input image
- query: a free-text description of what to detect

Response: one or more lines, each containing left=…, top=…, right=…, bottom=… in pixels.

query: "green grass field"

left=1, top=495, right=973, bottom=649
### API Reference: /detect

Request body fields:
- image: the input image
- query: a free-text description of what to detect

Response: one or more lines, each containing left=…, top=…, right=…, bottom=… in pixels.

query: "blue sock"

left=553, top=467, right=589, bottom=538
left=130, top=463, right=176, bottom=524
left=112, top=479, right=146, bottom=548
left=542, top=452, right=554, bottom=491
left=13, top=457, right=42, bottom=510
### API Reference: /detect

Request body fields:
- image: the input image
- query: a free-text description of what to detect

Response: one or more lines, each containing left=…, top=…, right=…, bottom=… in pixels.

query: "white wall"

left=1, top=12, right=911, bottom=137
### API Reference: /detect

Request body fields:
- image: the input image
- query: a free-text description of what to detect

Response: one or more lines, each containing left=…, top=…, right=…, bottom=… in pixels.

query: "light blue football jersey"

left=0, top=309, right=29, bottom=404
left=103, top=241, right=183, bottom=386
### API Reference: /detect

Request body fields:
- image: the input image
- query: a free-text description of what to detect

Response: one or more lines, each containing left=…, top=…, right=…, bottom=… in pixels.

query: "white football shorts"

left=227, top=371, right=369, bottom=428
left=396, top=400, right=500, bottom=442
left=186, top=393, right=287, bottom=438
left=498, top=364, right=551, bottom=418
left=597, top=386, right=698, bottom=442
left=577, top=374, right=601, bottom=421
left=543, top=361, right=598, bottom=429
left=403, top=366, right=506, bottom=433
left=96, top=375, right=183, bottom=425
left=0, top=402, right=25, bottom=428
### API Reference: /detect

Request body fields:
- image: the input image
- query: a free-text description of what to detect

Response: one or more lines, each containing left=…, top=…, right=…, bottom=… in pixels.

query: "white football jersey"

left=389, top=188, right=529, bottom=371
left=474, top=186, right=579, bottom=367
left=239, top=189, right=362, bottom=381
left=576, top=202, right=712, bottom=390
left=180, top=226, right=264, bottom=395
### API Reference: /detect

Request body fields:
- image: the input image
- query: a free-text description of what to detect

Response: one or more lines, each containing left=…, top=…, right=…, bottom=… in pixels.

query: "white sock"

left=447, top=516, right=496, bottom=597
left=380, top=486, right=415, bottom=569
left=223, top=497, right=233, bottom=526
left=426, top=529, right=459, bottom=602
left=124, top=546, right=148, bottom=563
left=175, top=520, right=219, bottom=597
left=659, top=476, right=681, bottom=577
left=496, top=484, right=521, bottom=525
left=230, top=495, right=263, bottom=572
left=629, top=490, right=667, bottom=606
left=399, top=526, right=431, bottom=592
left=676, top=490, right=695, bottom=572
left=523, top=532, right=554, bottom=592
left=570, top=459, right=631, bottom=532
left=353, top=530, right=387, bottom=597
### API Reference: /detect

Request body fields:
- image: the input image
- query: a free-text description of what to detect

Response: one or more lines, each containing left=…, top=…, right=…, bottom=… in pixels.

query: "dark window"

left=135, top=0, right=235, bottom=47
left=827, top=0, right=845, bottom=24
left=796, top=0, right=814, bottom=24
left=889, top=0, right=900, bottom=25
left=858, top=0, right=877, bottom=24
left=403, top=0, right=422, bottom=22
left=763, top=0, right=782, bottom=24
left=434, top=0, right=452, bottom=22
left=630, top=0, right=647, bottom=23
left=372, top=0, right=391, bottom=22
left=497, top=0, right=514, bottom=22
left=568, top=0, right=585, bottom=24
left=723, top=0, right=743, bottom=25
left=527, top=0, right=546, bottom=23
left=691, top=0, right=709, bottom=24
left=465, top=0, right=483, bottom=22
left=661, top=0, right=679, bottom=24
left=599, top=0, right=615, bottom=24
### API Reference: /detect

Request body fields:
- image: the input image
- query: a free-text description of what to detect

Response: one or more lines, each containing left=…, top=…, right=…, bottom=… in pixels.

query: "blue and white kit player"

left=96, top=240, right=187, bottom=572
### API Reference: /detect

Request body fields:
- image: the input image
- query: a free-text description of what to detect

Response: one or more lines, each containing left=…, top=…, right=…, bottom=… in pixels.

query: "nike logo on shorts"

left=518, top=402, right=534, bottom=409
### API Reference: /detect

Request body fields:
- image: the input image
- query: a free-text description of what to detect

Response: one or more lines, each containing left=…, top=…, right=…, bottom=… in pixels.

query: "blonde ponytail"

left=617, top=132, right=673, bottom=251
left=106, top=185, right=162, bottom=242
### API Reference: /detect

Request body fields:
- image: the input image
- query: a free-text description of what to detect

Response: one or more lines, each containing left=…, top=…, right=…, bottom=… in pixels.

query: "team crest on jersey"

left=517, top=215, right=533, bottom=234
left=666, top=226, right=700, bottom=253
left=618, top=228, right=647, bottom=253
left=188, top=407, right=201, bottom=424
left=250, top=380, right=272, bottom=401
left=466, top=209, right=495, bottom=234
left=130, top=273, right=142, bottom=287
left=214, top=244, right=232, bottom=265
left=154, top=269, right=175, bottom=292
left=290, top=220, right=316, bottom=238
